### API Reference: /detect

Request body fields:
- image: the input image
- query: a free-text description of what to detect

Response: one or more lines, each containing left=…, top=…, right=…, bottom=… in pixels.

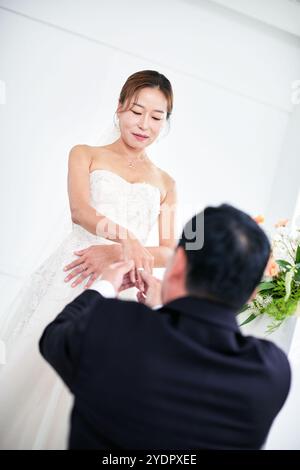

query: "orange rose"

left=265, top=256, right=280, bottom=277
left=275, top=218, right=289, bottom=228
left=253, top=215, right=265, bottom=224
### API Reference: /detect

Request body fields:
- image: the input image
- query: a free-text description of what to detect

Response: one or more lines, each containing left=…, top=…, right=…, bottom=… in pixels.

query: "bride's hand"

left=121, top=232, right=154, bottom=291
left=63, top=244, right=122, bottom=289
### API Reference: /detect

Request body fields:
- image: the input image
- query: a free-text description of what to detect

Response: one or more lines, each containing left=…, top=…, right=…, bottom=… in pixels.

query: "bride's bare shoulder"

left=68, top=144, right=109, bottom=167
left=69, top=144, right=108, bottom=156
left=68, top=144, right=92, bottom=166
left=68, top=144, right=93, bottom=157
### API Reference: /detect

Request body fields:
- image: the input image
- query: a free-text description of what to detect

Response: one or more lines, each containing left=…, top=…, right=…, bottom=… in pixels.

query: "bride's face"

left=117, top=87, right=168, bottom=149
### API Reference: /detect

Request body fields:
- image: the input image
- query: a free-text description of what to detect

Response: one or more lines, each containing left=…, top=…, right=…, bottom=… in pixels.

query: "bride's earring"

left=113, top=112, right=120, bottom=130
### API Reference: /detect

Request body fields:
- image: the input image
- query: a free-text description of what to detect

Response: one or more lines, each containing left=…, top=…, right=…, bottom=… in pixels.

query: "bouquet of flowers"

left=239, top=217, right=300, bottom=333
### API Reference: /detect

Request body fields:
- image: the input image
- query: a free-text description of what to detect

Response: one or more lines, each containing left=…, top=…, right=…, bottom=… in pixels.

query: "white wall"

left=266, top=101, right=300, bottom=224
left=208, top=0, right=300, bottom=37
left=0, top=0, right=300, bottom=448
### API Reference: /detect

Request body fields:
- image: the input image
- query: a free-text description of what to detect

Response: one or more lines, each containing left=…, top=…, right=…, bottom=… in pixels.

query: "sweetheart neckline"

left=89, top=169, right=161, bottom=198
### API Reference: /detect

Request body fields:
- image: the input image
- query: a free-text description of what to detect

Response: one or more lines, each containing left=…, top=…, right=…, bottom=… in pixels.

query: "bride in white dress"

left=0, top=70, right=177, bottom=449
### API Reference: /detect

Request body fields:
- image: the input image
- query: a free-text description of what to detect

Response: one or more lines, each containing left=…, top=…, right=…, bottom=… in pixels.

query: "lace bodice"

left=72, top=169, right=161, bottom=245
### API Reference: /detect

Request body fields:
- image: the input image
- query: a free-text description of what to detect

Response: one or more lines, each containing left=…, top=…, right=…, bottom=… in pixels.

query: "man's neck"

left=162, top=288, right=188, bottom=305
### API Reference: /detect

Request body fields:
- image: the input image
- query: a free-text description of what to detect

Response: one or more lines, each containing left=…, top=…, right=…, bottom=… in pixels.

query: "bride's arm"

left=145, top=176, right=177, bottom=268
left=68, top=144, right=131, bottom=243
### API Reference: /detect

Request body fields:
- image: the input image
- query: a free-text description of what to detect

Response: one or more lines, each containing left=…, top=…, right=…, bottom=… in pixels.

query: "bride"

left=0, top=70, right=177, bottom=449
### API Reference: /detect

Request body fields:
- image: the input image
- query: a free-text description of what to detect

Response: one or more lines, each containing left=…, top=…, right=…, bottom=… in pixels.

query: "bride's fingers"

left=74, top=248, right=88, bottom=256
left=129, top=268, right=136, bottom=284
left=63, top=257, right=84, bottom=272
left=71, top=268, right=93, bottom=288
left=138, top=261, right=151, bottom=291
left=135, top=267, right=145, bottom=292
left=64, top=265, right=86, bottom=282
left=84, top=272, right=99, bottom=289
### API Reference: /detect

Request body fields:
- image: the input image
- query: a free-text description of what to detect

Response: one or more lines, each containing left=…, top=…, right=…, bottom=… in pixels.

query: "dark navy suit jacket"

left=39, top=290, right=291, bottom=449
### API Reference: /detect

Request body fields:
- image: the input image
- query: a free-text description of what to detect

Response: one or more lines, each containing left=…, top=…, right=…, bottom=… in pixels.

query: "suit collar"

left=163, top=296, right=239, bottom=331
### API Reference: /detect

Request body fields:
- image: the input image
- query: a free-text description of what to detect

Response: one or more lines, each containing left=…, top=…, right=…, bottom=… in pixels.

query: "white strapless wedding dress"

left=0, top=170, right=161, bottom=449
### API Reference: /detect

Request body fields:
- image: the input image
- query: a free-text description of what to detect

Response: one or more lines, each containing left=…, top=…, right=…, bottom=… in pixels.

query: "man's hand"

left=118, top=272, right=136, bottom=292
left=136, top=270, right=162, bottom=308
left=100, top=260, right=135, bottom=293
left=63, top=244, right=122, bottom=289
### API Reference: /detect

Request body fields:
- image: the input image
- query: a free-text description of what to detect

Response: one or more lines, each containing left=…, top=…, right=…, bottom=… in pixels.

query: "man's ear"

left=171, top=246, right=187, bottom=280
left=248, top=287, right=258, bottom=303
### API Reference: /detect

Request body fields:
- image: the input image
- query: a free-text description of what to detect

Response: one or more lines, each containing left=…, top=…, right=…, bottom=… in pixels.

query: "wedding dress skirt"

left=0, top=170, right=161, bottom=449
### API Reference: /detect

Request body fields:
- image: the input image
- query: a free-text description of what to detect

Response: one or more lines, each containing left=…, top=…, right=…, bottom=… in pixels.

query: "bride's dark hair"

left=118, top=70, right=173, bottom=119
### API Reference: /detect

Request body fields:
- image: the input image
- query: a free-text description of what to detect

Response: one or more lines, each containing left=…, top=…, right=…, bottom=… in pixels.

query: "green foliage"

left=296, top=245, right=300, bottom=264
left=238, top=235, right=300, bottom=334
